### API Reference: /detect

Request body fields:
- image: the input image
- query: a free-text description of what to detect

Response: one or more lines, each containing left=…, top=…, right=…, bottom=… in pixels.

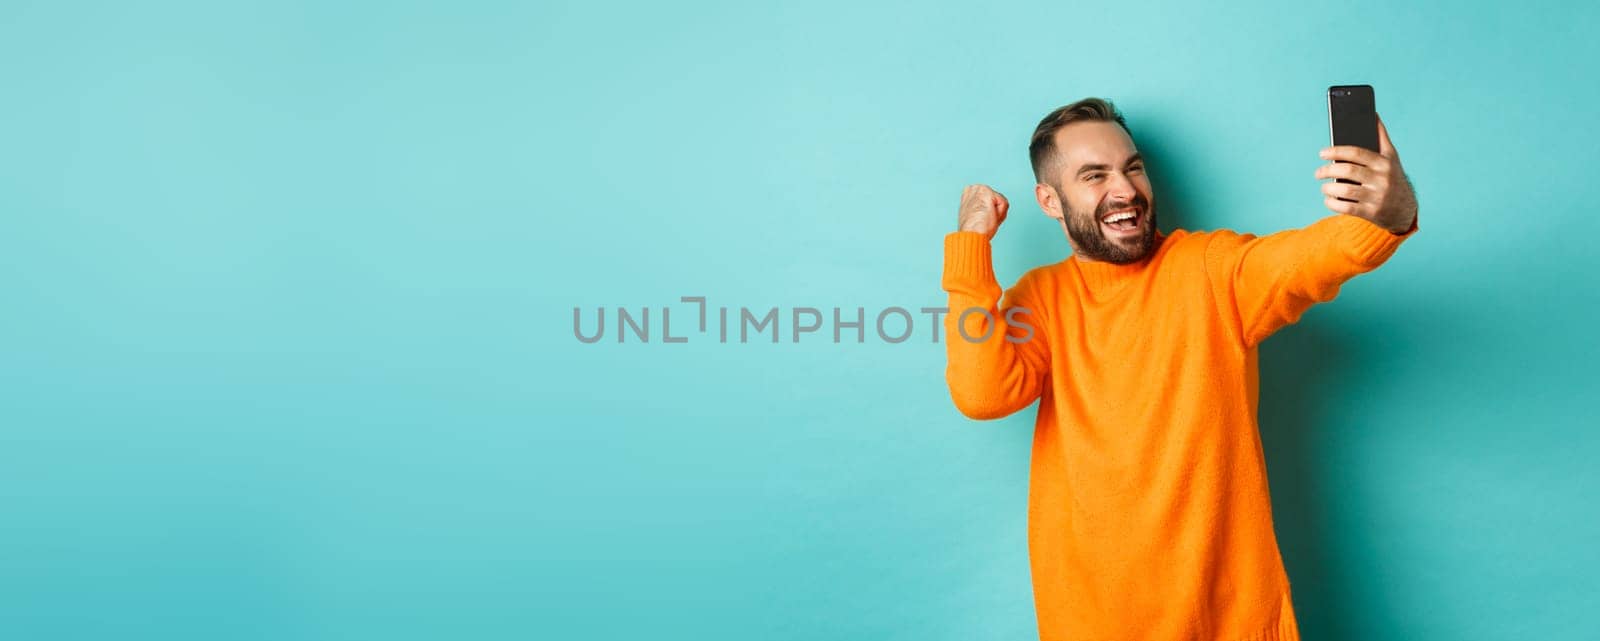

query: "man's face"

left=1036, top=121, right=1159, bottom=264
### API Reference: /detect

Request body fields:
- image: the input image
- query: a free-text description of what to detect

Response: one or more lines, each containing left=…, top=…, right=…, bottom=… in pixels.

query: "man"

left=941, top=97, right=1418, bottom=641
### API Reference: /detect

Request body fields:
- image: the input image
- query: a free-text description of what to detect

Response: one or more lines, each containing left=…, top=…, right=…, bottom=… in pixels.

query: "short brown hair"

left=1029, top=97, right=1130, bottom=184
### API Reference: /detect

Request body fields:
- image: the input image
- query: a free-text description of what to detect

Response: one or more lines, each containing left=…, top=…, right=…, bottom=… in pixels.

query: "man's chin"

left=1105, top=233, right=1156, bottom=263
left=1065, top=214, right=1158, bottom=263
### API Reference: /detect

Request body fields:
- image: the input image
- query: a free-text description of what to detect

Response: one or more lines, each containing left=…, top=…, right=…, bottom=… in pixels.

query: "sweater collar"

left=1069, top=232, right=1166, bottom=293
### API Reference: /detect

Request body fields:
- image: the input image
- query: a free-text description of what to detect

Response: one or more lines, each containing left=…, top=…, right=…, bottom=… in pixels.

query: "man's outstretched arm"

left=1205, top=115, right=1421, bottom=348
left=941, top=184, right=1050, bottom=420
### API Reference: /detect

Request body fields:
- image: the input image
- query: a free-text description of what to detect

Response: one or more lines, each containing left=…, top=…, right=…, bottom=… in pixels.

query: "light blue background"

left=3, top=1, right=1596, bottom=639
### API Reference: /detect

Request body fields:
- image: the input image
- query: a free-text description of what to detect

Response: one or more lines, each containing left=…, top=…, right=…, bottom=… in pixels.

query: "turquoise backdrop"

left=4, top=1, right=1597, bottom=639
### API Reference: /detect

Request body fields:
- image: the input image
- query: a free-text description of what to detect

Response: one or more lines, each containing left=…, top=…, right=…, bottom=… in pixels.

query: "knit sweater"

left=940, top=212, right=1418, bottom=641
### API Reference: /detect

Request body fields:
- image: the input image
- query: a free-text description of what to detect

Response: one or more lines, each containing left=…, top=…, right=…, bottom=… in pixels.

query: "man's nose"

left=1106, top=172, right=1137, bottom=201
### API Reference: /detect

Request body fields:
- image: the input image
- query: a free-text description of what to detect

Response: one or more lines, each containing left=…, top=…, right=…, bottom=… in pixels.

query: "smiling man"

left=941, top=97, right=1418, bottom=641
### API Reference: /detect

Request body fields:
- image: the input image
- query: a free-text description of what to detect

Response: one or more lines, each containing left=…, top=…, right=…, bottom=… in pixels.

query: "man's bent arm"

left=1205, top=212, right=1419, bottom=348
left=941, top=231, right=1051, bottom=420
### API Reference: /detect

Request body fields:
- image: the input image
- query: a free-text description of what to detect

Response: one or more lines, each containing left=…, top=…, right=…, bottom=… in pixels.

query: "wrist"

left=1388, top=212, right=1418, bottom=235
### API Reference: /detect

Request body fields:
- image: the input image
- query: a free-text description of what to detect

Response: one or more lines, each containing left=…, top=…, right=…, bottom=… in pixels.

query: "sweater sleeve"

left=1204, top=212, right=1418, bottom=348
left=940, top=231, right=1052, bottom=420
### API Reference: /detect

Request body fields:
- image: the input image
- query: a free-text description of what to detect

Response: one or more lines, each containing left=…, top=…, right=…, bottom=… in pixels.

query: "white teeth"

left=1102, top=210, right=1137, bottom=224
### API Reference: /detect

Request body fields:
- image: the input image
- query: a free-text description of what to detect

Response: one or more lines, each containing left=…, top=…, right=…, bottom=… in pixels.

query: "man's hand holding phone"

left=1315, top=115, right=1419, bottom=235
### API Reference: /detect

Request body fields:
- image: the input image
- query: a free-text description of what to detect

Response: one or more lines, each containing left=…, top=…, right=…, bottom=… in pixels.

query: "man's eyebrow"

left=1075, top=163, right=1110, bottom=176
left=1075, top=153, right=1144, bottom=176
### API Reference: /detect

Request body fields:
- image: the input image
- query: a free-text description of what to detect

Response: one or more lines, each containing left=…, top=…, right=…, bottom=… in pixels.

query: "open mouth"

left=1100, top=208, right=1141, bottom=234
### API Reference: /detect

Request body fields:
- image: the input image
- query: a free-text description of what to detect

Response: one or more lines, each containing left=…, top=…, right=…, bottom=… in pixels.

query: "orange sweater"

left=941, top=212, right=1417, bottom=641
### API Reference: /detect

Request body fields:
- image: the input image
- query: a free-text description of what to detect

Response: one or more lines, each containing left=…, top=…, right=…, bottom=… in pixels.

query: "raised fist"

left=958, top=184, right=1009, bottom=239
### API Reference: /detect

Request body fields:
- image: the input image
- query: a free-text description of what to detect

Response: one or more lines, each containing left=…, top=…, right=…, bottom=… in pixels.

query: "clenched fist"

left=958, top=184, right=1009, bottom=239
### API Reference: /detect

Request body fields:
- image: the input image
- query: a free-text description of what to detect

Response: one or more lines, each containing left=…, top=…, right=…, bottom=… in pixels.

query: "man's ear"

left=1035, top=182, right=1064, bottom=221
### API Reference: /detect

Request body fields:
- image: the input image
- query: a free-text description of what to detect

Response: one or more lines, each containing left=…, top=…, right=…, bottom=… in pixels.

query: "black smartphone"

left=1327, top=85, right=1377, bottom=196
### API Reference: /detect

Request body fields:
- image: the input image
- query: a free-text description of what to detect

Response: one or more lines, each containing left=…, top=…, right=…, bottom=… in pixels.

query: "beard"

left=1062, top=192, right=1160, bottom=265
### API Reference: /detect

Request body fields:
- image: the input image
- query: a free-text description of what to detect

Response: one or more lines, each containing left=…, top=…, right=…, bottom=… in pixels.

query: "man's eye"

left=1129, top=164, right=1145, bottom=173
left=1084, top=173, right=1103, bottom=181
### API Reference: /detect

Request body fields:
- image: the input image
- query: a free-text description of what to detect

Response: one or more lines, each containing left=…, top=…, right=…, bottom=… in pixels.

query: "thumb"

left=1376, top=114, right=1397, bottom=158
